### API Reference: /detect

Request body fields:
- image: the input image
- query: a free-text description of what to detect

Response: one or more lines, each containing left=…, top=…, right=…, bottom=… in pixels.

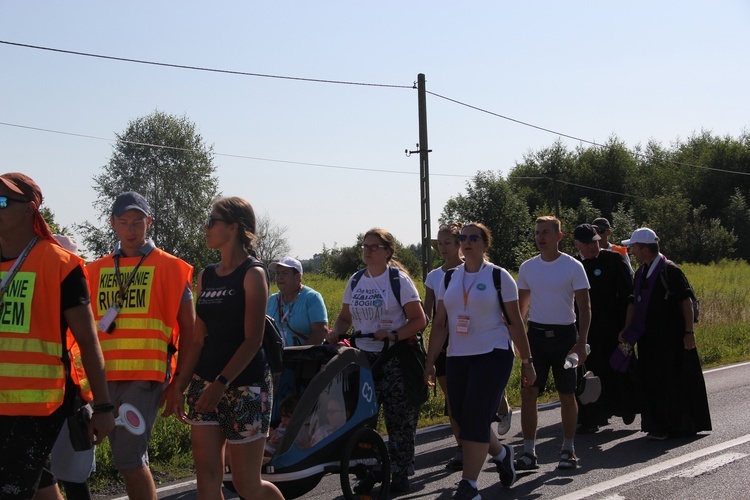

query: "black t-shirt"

left=194, top=258, right=268, bottom=386
left=61, top=265, right=90, bottom=331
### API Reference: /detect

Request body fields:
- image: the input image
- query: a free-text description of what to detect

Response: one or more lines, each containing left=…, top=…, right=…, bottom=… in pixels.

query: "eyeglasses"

left=0, top=196, right=29, bottom=209
left=204, top=216, right=228, bottom=228
left=594, top=227, right=607, bottom=234
left=361, top=244, right=387, bottom=252
left=458, top=234, right=482, bottom=243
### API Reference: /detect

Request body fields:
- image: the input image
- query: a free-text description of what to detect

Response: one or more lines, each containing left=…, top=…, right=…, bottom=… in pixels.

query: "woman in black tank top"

left=164, top=196, right=283, bottom=500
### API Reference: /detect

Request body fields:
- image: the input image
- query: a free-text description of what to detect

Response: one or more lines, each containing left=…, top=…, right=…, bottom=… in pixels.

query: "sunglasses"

left=0, top=195, right=29, bottom=209
left=458, top=234, right=482, bottom=243
left=594, top=227, right=608, bottom=234
left=361, top=244, right=387, bottom=252
left=204, top=216, right=228, bottom=228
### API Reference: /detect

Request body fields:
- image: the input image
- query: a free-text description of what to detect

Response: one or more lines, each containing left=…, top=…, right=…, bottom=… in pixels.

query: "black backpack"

left=444, top=264, right=512, bottom=325
left=659, top=260, right=700, bottom=323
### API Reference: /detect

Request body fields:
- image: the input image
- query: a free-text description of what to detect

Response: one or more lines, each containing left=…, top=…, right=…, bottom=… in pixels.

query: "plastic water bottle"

left=564, top=344, right=591, bottom=369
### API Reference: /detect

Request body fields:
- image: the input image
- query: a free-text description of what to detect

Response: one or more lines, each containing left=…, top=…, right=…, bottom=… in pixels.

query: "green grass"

left=90, top=260, right=750, bottom=491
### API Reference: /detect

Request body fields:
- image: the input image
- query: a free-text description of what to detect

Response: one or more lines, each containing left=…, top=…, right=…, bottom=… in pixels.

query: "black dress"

left=577, top=250, right=638, bottom=426
left=636, top=261, right=712, bottom=436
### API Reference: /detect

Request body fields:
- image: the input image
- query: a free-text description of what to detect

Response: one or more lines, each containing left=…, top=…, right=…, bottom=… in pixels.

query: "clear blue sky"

left=1, top=1, right=748, bottom=260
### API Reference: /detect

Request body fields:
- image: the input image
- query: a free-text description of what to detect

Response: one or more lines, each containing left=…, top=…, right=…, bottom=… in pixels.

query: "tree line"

left=56, top=111, right=749, bottom=277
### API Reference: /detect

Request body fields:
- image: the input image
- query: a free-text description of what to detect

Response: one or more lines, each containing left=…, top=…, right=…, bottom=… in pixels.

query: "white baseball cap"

left=269, top=256, right=303, bottom=275
left=621, top=227, right=659, bottom=245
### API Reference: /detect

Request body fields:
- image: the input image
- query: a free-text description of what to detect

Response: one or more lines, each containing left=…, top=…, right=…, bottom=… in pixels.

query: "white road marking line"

left=659, top=452, right=747, bottom=480
left=554, top=434, right=750, bottom=500
left=111, top=479, right=198, bottom=500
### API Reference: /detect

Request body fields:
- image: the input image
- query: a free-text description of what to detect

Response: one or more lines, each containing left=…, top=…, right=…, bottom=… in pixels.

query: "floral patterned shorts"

left=186, top=370, right=272, bottom=444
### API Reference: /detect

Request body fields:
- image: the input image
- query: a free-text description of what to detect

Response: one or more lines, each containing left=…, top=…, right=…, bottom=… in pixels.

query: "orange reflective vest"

left=87, top=248, right=193, bottom=382
left=67, top=334, right=93, bottom=401
left=611, top=244, right=629, bottom=259
left=0, top=239, right=83, bottom=416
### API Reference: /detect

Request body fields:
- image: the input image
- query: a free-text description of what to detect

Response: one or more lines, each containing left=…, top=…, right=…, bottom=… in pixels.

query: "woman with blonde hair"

left=326, top=228, right=427, bottom=494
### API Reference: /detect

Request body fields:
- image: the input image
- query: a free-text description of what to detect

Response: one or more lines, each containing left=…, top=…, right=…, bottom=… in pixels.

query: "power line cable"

left=4, top=39, right=746, bottom=176
left=426, top=90, right=750, bottom=177
left=0, top=40, right=413, bottom=90
left=0, top=120, right=470, bottom=178
left=508, top=175, right=647, bottom=199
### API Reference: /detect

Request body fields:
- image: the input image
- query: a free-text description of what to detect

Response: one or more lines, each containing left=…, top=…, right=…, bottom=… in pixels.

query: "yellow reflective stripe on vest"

left=0, top=388, right=65, bottom=404
left=0, top=338, right=63, bottom=357
left=0, top=363, right=64, bottom=379
left=114, top=318, right=173, bottom=339
left=104, top=358, right=167, bottom=373
left=99, top=338, right=168, bottom=352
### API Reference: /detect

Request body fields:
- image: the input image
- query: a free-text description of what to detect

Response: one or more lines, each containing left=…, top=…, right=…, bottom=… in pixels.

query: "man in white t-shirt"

left=515, top=216, right=591, bottom=471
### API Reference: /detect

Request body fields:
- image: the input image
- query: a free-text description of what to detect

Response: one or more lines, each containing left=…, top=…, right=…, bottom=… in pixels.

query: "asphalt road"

left=102, top=361, right=750, bottom=499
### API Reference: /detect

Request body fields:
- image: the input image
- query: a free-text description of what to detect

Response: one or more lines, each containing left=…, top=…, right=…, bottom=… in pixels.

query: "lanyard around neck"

left=112, top=253, right=148, bottom=307
left=461, top=261, right=486, bottom=310
left=367, top=269, right=390, bottom=313
left=0, top=236, right=39, bottom=302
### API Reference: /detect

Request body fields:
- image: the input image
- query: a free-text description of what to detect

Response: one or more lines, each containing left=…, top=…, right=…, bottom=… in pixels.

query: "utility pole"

left=410, top=73, right=432, bottom=282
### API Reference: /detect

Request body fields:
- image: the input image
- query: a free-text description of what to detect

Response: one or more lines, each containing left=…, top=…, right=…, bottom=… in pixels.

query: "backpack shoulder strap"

left=350, top=268, right=368, bottom=291
left=491, top=264, right=512, bottom=326
left=389, top=266, right=401, bottom=306
left=444, top=268, right=456, bottom=290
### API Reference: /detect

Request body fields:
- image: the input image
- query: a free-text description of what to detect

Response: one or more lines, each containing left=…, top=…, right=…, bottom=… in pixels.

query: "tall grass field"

left=89, top=260, right=750, bottom=491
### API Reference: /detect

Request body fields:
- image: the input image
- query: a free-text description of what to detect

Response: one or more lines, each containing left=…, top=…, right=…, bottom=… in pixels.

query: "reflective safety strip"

left=0, top=388, right=65, bottom=405
left=113, top=318, right=173, bottom=339
left=0, top=337, right=63, bottom=357
left=104, top=358, right=167, bottom=373
left=0, top=363, right=64, bottom=379
left=71, top=350, right=92, bottom=396
left=99, top=338, right=168, bottom=352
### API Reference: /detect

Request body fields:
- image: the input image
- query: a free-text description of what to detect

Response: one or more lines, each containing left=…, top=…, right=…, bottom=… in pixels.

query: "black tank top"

left=194, top=258, right=267, bottom=386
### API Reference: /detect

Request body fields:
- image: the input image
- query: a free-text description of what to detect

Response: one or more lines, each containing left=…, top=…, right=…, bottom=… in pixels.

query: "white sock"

left=523, top=439, right=536, bottom=456
left=462, top=478, right=478, bottom=489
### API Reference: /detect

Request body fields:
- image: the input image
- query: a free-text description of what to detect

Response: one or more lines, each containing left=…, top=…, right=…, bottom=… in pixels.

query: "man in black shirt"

left=573, top=224, right=636, bottom=433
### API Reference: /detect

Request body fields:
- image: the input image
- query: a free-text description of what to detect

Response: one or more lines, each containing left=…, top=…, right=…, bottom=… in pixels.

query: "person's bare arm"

left=65, top=304, right=115, bottom=444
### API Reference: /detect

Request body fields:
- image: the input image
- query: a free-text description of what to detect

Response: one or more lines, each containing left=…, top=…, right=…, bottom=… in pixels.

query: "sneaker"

left=446, top=448, right=464, bottom=471
left=514, top=451, right=539, bottom=471
left=390, top=475, right=410, bottom=494
left=453, top=479, right=481, bottom=500
left=353, top=475, right=376, bottom=494
left=647, top=431, right=668, bottom=441
left=491, top=444, right=517, bottom=488
left=557, top=449, right=578, bottom=470
left=496, top=410, right=512, bottom=436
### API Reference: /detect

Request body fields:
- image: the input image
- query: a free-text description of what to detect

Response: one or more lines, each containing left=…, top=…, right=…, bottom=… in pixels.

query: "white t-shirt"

left=424, top=266, right=446, bottom=293
left=342, top=267, right=422, bottom=352
left=437, top=263, right=518, bottom=357
left=516, top=253, right=590, bottom=325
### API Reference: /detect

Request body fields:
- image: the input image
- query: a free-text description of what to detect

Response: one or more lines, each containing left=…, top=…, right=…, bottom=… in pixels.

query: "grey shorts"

left=107, top=380, right=168, bottom=471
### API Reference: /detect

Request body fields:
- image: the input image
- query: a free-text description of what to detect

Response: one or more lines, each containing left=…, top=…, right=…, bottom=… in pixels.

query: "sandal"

left=557, top=450, right=578, bottom=470
left=514, top=451, right=539, bottom=470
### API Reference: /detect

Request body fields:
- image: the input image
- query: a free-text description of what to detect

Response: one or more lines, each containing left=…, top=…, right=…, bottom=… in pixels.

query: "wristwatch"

left=522, top=357, right=534, bottom=365
left=215, top=374, right=229, bottom=386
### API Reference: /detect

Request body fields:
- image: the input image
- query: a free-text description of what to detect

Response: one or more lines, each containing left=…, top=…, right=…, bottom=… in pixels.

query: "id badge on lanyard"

left=456, top=315, right=470, bottom=335
left=98, top=303, right=121, bottom=334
